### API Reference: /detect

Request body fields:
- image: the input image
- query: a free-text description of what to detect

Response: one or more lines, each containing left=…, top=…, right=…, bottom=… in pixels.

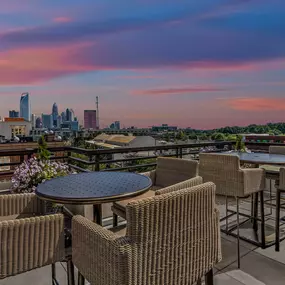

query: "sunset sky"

left=0, top=0, right=285, bottom=129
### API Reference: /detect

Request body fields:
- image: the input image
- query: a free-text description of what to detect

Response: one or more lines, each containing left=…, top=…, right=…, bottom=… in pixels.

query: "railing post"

left=67, top=151, right=71, bottom=164
left=176, top=148, right=179, bottom=158
left=20, top=155, right=24, bottom=163
left=179, top=147, right=183, bottom=158
left=94, top=154, right=100, bottom=172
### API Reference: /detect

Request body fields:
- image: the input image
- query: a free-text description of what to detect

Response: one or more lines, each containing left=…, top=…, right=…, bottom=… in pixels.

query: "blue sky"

left=0, top=0, right=285, bottom=129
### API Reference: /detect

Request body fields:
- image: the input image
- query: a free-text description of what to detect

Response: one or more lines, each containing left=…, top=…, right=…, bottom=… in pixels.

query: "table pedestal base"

left=93, top=204, right=103, bottom=226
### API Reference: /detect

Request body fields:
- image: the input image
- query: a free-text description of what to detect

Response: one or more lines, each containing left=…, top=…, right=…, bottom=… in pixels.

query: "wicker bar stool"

left=199, top=153, right=265, bottom=268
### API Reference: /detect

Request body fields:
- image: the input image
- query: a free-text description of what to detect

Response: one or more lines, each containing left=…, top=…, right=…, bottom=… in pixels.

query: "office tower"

left=35, top=117, right=42, bottom=128
left=110, top=122, right=115, bottom=129
left=31, top=114, right=36, bottom=129
left=61, top=111, right=66, bottom=122
left=57, top=115, right=62, bottom=127
left=20, top=93, right=31, bottom=121
left=70, top=109, right=75, bottom=121
left=84, top=110, right=97, bottom=129
left=66, top=108, right=71, bottom=122
left=52, top=103, right=59, bottom=127
left=41, top=114, right=53, bottom=129
left=9, top=110, right=19, bottom=118
left=114, top=121, right=120, bottom=130
left=71, top=121, right=79, bottom=131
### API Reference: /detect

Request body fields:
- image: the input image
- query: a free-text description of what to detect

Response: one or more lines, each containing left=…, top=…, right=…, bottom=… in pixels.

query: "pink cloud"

left=132, top=86, right=226, bottom=96
left=53, top=17, right=72, bottom=23
left=117, top=75, right=162, bottom=79
left=226, top=97, right=285, bottom=111
left=0, top=43, right=113, bottom=85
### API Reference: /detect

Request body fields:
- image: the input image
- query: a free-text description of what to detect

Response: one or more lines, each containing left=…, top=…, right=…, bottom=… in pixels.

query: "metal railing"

left=0, top=141, right=234, bottom=177
left=0, top=140, right=282, bottom=179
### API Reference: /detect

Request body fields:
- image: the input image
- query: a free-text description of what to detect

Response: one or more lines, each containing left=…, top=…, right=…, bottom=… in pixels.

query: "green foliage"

left=37, top=135, right=51, bottom=161
left=226, top=134, right=237, bottom=141
left=235, top=135, right=246, bottom=152
left=175, top=131, right=187, bottom=141
left=211, top=133, right=226, bottom=141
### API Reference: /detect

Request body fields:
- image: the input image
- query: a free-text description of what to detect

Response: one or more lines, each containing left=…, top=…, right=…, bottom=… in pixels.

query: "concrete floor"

left=1, top=234, right=284, bottom=285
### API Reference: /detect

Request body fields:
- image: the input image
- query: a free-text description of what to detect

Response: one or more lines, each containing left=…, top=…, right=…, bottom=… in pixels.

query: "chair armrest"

left=140, top=169, right=156, bottom=184
left=72, top=215, right=130, bottom=285
left=242, top=168, right=265, bottom=195
left=0, top=214, right=65, bottom=278
left=155, top=176, right=203, bottom=195
left=0, top=193, right=44, bottom=217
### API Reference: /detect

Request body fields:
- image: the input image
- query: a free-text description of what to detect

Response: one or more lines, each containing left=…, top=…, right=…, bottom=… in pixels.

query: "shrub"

left=11, top=157, right=71, bottom=193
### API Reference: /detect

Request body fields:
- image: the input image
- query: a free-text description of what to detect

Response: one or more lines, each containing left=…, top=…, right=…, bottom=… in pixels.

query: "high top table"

left=36, top=171, right=152, bottom=225
left=221, top=151, right=285, bottom=166
left=222, top=151, right=285, bottom=250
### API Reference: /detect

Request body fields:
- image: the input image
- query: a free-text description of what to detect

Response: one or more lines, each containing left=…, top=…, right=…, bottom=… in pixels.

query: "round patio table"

left=36, top=171, right=152, bottom=225
left=222, top=152, right=285, bottom=166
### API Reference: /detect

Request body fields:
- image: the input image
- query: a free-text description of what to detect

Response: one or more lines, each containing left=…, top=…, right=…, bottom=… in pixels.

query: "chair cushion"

left=0, top=213, right=36, bottom=222
left=260, top=165, right=280, bottom=179
left=109, top=225, right=127, bottom=237
left=113, top=188, right=158, bottom=212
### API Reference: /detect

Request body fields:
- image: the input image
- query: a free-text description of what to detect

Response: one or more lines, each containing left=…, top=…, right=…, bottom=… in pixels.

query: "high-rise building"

left=20, top=93, right=31, bottom=121
left=84, top=110, right=97, bottom=129
left=110, top=121, right=120, bottom=130
left=9, top=110, right=19, bottom=118
left=57, top=115, right=62, bottom=127
left=110, top=122, right=115, bottom=129
left=41, top=114, right=53, bottom=129
left=114, top=121, right=121, bottom=130
left=66, top=108, right=71, bottom=122
left=31, top=114, right=36, bottom=129
left=70, top=109, right=75, bottom=122
left=35, top=117, right=42, bottom=128
left=71, top=121, right=79, bottom=131
left=61, top=111, right=66, bottom=122
left=52, top=103, right=59, bottom=127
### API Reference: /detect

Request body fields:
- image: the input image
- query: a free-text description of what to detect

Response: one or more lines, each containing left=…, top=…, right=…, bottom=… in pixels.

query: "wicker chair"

left=73, top=182, right=221, bottom=285
left=199, top=153, right=265, bottom=268
left=112, top=156, right=199, bottom=226
left=0, top=193, right=74, bottom=284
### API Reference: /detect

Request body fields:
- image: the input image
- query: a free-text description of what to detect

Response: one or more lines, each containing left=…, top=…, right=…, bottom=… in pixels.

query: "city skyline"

left=0, top=1, right=285, bottom=129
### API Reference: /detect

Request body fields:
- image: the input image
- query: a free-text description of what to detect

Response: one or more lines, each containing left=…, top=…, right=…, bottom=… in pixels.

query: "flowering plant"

left=11, top=157, right=71, bottom=193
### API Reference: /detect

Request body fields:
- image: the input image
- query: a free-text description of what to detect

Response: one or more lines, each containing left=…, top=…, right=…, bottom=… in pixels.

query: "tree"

left=38, top=135, right=51, bottom=161
left=211, top=133, right=226, bottom=141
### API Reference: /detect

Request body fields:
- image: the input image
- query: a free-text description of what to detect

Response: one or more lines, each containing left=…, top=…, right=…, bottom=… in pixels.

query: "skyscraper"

left=66, top=108, right=71, bottom=122
left=61, top=111, right=66, bottom=122
left=31, top=114, right=36, bottom=129
left=52, top=103, right=59, bottom=127
left=70, top=109, right=75, bottom=121
left=84, top=110, right=97, bottom=129
left=57, top=115, right=62, bottom=127
left=35, top=117, right=42, bottom=128
left=9, top=110, right=19, bottom=118
left=20, top=93, right=31, bottom=121
left=114, top=121, right=121, bottom=130
left=41, top=114, right=53, bottom=129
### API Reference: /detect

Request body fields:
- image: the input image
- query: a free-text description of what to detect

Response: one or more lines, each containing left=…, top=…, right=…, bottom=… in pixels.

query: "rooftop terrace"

left=1, top=141, right=285, bottom=285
